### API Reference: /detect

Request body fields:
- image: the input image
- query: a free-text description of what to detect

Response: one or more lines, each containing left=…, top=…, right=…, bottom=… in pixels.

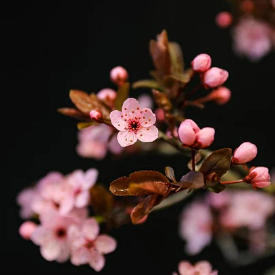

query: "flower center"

left=85, top=240, right=95, bottom=249
left=128, top=119, right=140, bottom=133
left=56, top=227, right=67, bottom=239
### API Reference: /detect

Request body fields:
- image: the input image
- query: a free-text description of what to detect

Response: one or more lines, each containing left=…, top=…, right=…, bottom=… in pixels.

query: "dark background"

left=4, top=1, right=275, bottom=274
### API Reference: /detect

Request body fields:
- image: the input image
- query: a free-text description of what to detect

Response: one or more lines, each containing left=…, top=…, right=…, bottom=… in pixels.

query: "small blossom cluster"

left=179, top=190, right=275, bottom=255
left=216, top=1, right=275, bottom=61
left=17, top=169, right=117, bottom=271
left=173, top=260, right=218, bottom=275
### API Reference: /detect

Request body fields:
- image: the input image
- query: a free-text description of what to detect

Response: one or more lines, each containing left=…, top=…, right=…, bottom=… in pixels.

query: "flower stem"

left=191, top=149, right=196, bottom=171
left=220, top=179, right=245, bottom=185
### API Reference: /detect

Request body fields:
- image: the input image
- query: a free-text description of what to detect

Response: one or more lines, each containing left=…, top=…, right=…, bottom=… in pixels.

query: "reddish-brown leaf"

left=69, top=90, right=95, bottom=114
left=171, top=171, right=205, bottom=189
left=129, top=181, right=169, bottom=196
left=57, top=108, right=90, bottom=121
left=109, top=177, right=131, bottom=196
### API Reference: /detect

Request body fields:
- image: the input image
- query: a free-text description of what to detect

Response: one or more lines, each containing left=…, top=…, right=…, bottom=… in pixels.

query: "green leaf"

left=163, top=73, right=190, bottom=87
left=114, top=82, right=130, bottom=110
left=172, top=171, right=205, bottom=189
left=168, top=42, right=184, bottom=74
left=207, top=183, right=226, bottom=193
left=132, top=79, right=163, bottom=90
left=200, top=148, right=232, bottom=178
left=165, top=166, right=177, bottom=182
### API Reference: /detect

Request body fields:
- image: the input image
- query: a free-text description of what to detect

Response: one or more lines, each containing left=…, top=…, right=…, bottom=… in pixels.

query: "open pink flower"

left=110, top=98, right=158, bottom=147
left=30, top=209, right=85, bottom=262
left=77, top=124, right=123, bottom=159
left=245, top=167, right=271, bottom=189
left=59, top=169, right=98, bottom=215
left=232, top=142, right=257, bottom=164
left=174, top=260, right=218, bottom=275
left=178, top=119, right=215, bottom=149
left=220, top=191, right=274, bottom=230
left=68, top=218, right=117, bottom=271
left=179, top=201, right=213, bottom=254
left=233, top=18, right=272, bottom=61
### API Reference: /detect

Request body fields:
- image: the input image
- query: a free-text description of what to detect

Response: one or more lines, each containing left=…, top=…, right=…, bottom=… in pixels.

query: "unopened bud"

left=191, top=54, right=211, bottom=73
left=110, top=66, right=128, bottom=86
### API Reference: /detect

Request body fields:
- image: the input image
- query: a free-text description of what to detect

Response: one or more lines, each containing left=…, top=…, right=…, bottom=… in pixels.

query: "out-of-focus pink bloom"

left=191, top=54, right=212, bottom=73
left=77, top=124, right=123, bottom=159
left=97, top=88, right=116, bottom=107
left=30, top=209, right=85, bottom=262
left=178, top=119, right=215, bottom=149
left=89, top=110, right=103, bottom=122
left=110, top=98, right=158, bottom=147
left=155, top=108, right=165, bottom=122
left=59, top=169, right=98, bottom=215
left=110, top=66, right=128, bottom=86
left=232, top=142, right=257, bottom=164
left=220, top=191, right=274, bottom=230
left=137, top=94, right=153, bottom=109
left=233, top=18, right=272, bottom=61
left=206, top=192, right=230, bottom=209
left=68, top=218, right=117, bottom=271
left=19, top=221, right=37, bottom=240
left=216, top=12, right=232, bottom=28
left=174, top=260, right=218, bottom=275
left=245, top=167, right=271, bottom=188
left=202, top=67, right=229, bottom=88
left=17, top=187, right=38, bottom=219
left=207, top=86, right=231, bottom=105
left=249, top=228, right=267, bottom=255
left=179, top=201, right=213, bottom=254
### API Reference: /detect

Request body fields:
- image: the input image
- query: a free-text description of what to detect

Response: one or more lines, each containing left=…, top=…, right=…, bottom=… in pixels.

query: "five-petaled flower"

left=110, top=98, right=158, bottom=147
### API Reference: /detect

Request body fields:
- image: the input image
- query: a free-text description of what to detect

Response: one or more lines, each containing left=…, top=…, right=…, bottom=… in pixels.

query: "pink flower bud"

left=178, top=119, right=199, bottom=146
left=232, top=142, right=257, bottom=164
left=178, top=119, right=215, bottom=149
left=97, top=88, right=117, bottom=105
left=110, top=66, right=128, bottom=86
left=19, top=221, right=37, bottom=240
left=208, top=86, right=231, bottom=105
left=191, top=54, right=212, bottom=73
left=196, top=127, right=215, bottom=148
left=246, top=167, right=271, bottom=188
left=89, top=110, right=103, bottom=122
left=216, top=12, right=233, bottom=28
left=202, top=67, right=229, bottom=88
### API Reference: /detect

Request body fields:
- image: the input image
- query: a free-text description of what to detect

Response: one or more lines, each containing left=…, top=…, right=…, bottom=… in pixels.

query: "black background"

left=4, top=1, right=275, bottom=274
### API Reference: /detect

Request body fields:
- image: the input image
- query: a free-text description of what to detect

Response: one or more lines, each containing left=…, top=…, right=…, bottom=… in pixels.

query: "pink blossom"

left=207, top=86, right=231, bottom=105
left=191, top=54, right=211, bottom=73
left=30, top=209, right=85, bottom=262
left=202, top=67, right=229, bottom=88
left=245, top=167, right=271, bottom=188
left=206, top=191, right=230, bottom=209
left=178, top=119, right=215, bottom=149
left=216, top=12, right=232, bottom=28
left=110, top=66, right=128, bottom=86
left=137, top=94, right=153, bottom=109
left=179, top=201, right=213, bottom=254
left=233, top=18, right=272, bottom=61
left=110, top=98, right=158, bottom=147
left=97, top=88, right=116, bottom=107
left=77, top=124, right=123, bottom=159
left=174, top=260, right=218, bottom=275
left=59, top=169, right=98, bottom=215
left=220, top=191, right=274, bottom=230
left=89, top=110, right=103, bottom=122
left=232, top=142, right=257, bottom=164
left=19, top=221, right=37, bottom=240
left=68, top=218, right=117, bottom=271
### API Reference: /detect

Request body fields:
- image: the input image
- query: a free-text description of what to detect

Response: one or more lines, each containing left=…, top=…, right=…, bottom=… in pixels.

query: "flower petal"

left=83, top=168, right=98, bottom=189
left=117, top=131, right=137, bottom=147
left=56, top=242, right=70, bottom=263
left=75, top=191, right=90, bottom=208
left=31, top=226, right=52, bottom=245
left=137, top=126, right=158, bottom=142
left=139, top=108, right=156, bottom=127
left=40, top=241, right=61, bottom=261
left=83, top=218, right=99, bottom=240
left=71, top=247, right=91, bottom=266
left=178, top=261, right=194, bottom=274
left=68, top=225, right=85, bottom=249
left=122, top=98, right=141, bottom=119
left=194, top=261, right=212, bottom=273
left=110, top=110, right=128, bottom=131
left=95, top=235, right=117, bottom=254
left=89, top=249, right=105, bottom=272
left=59, top=197, right=74, bottom=215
